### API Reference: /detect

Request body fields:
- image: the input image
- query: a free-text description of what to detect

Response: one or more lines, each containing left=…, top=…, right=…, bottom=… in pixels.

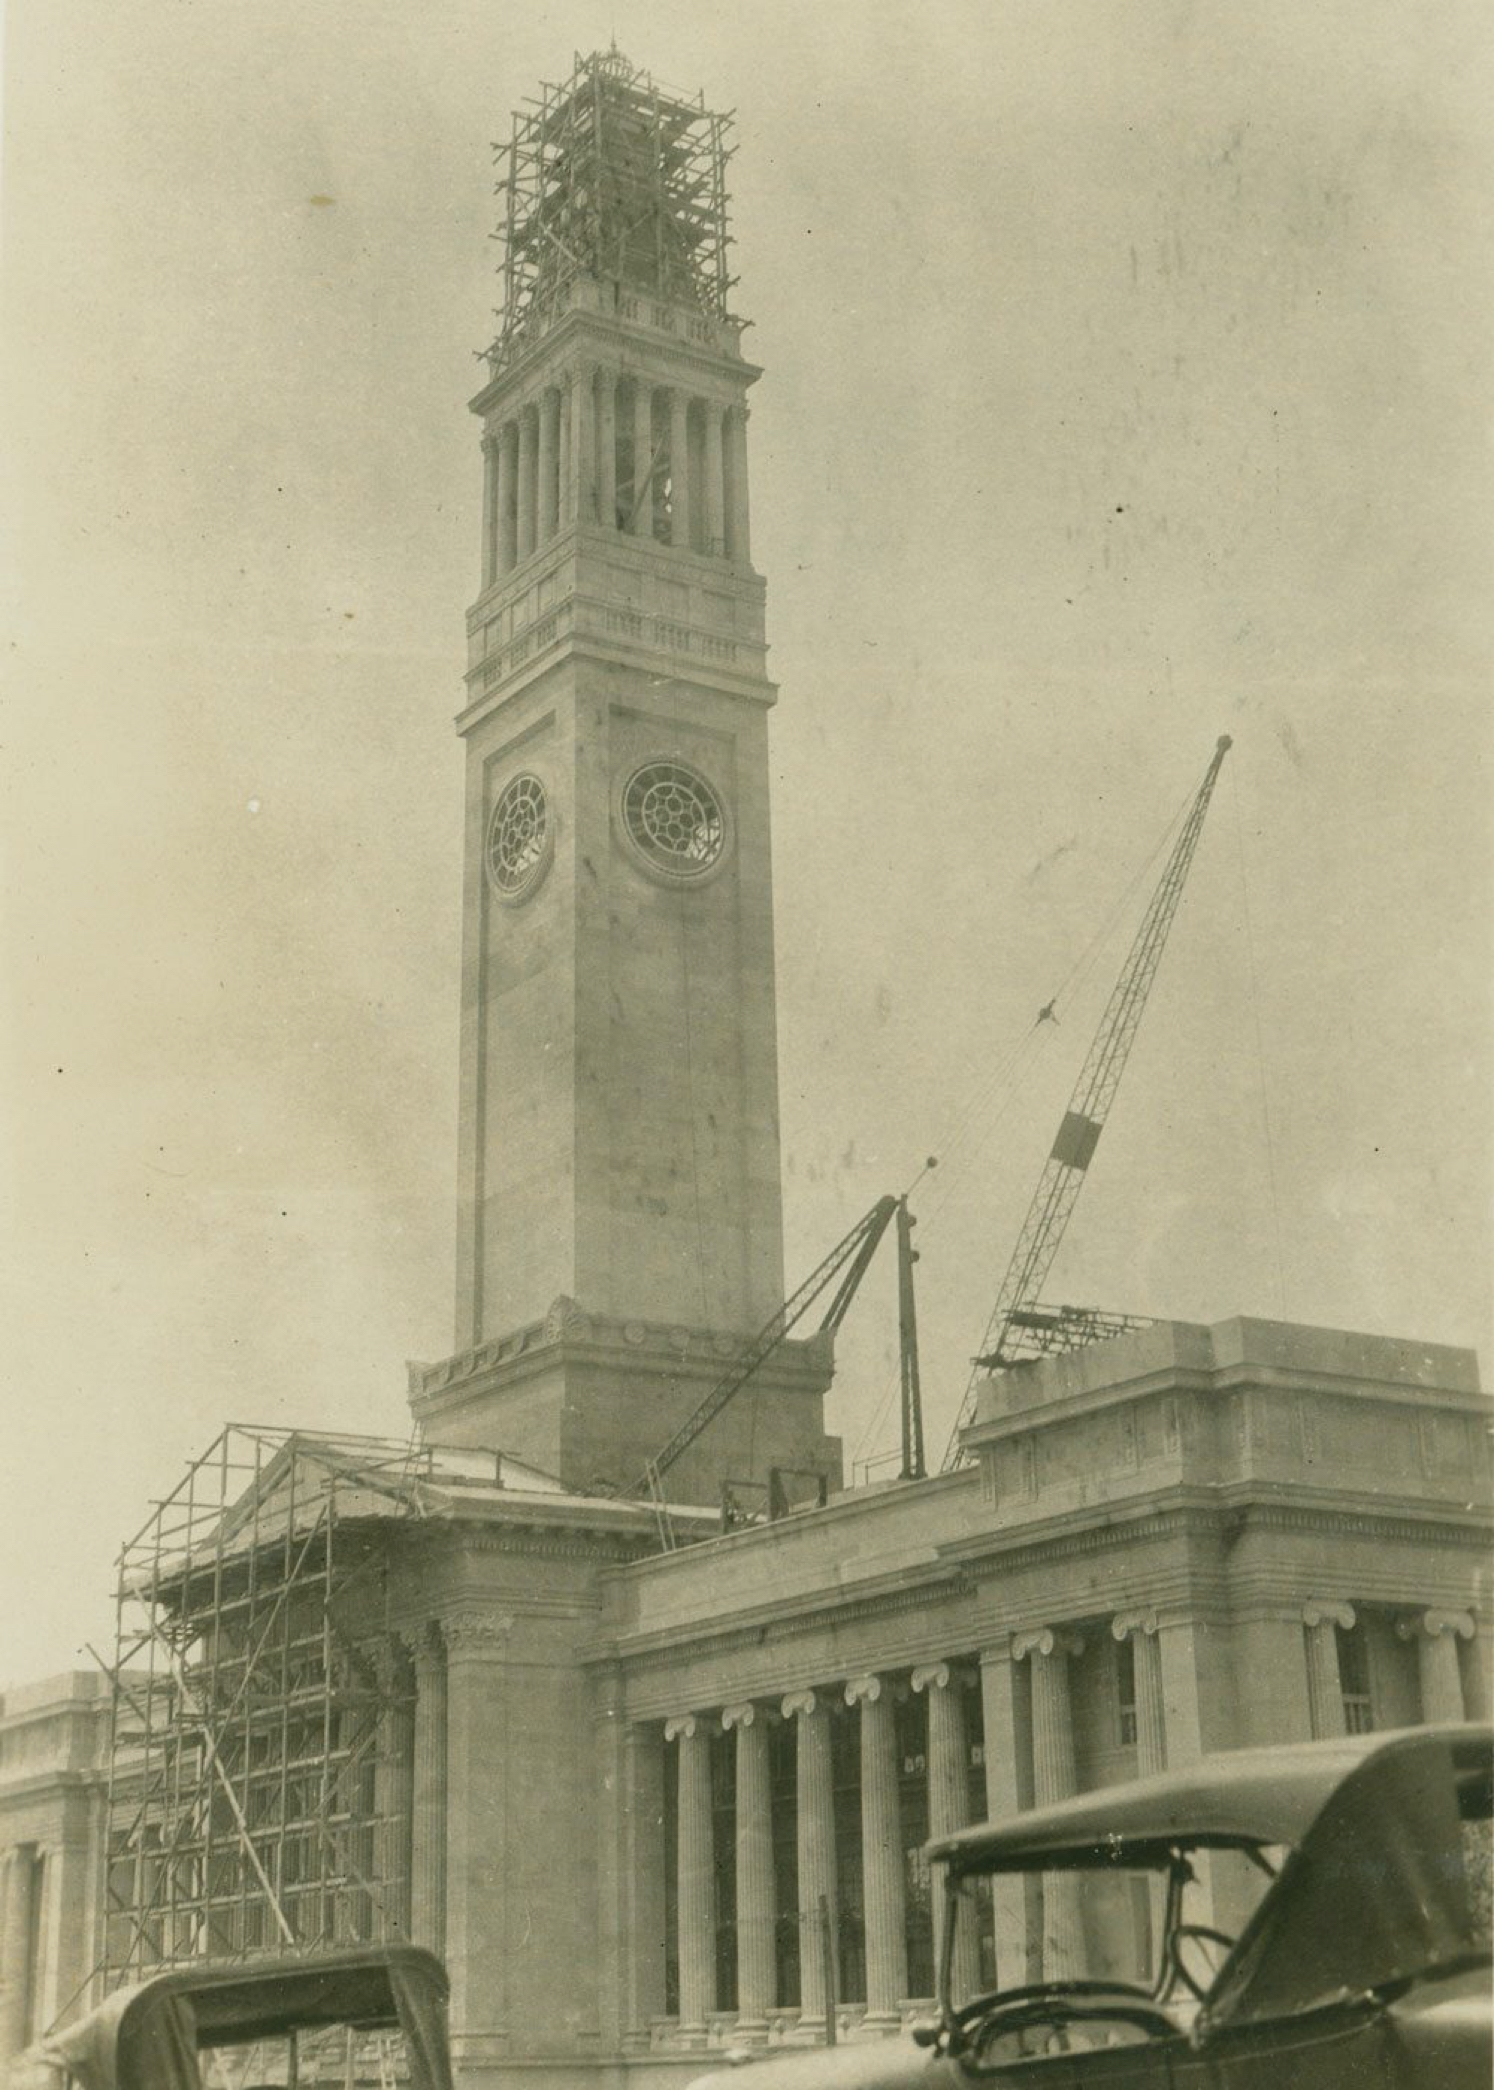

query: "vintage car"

left=16, top=1943, right=453, bottom=2090
left=696, top=1722, right=1491, bottom=2090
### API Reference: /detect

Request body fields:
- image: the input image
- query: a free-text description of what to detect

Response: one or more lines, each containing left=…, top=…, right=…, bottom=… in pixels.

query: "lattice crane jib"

left=489, top=47, right=738, bottom=370
left=942, top=736, right=1233, bottom=1471
left=102, top=1427, right=427, bottom=1988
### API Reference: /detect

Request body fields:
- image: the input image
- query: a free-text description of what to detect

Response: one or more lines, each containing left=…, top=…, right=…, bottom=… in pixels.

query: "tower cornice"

left=469, top=284, right=760, bottom=423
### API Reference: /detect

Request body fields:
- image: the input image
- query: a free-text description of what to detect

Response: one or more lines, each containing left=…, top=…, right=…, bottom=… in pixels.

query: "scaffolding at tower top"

left=486, top=47, right=739, bottom=371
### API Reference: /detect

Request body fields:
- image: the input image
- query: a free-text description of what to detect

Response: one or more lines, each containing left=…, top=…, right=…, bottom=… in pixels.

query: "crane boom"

left=633, top=1194, right=899, bottom=1504
left=941, top=734, right=1232, bottom=1470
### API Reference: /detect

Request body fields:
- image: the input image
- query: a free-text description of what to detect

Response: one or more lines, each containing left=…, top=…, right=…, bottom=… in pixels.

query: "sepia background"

left=1, top=0, right=1489, bottom=1684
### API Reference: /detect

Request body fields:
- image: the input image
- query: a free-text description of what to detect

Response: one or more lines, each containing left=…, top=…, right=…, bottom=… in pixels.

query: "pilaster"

left=442, top=1611, right=514, bottom=2041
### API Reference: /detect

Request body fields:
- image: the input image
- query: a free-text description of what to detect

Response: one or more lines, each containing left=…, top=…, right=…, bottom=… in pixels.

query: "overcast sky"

left=2, top=0, right=1490, bottom=1685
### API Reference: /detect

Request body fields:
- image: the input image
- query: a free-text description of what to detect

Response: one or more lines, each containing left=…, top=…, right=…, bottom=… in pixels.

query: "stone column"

left=570, top=364, right=595, bottom=525
left=978, top=1644, right=1032, bottom=1989
left=725, top=405, right=751, bottom=564
left=597, top=372, right=618, bottom=531
left=1112, top=1612, right=1166, bottom=1775
left=629, top=381, right=655, bottom=534
left=722, top=1704, right=774, bottom=2035
left=516, top=406, right=537, bottom=563
left=480, top=433, right=499, bottom=587
left=1302, top=1601, right=1354, bottom=1739
left=498, top=422, right=519, bottom=574
left=666, top=1715, right=715, bottom=2042
left=703, top=403, right=726, bottom=556
left=558, top=384, right=572, bottom=527
left=1399, top=1609, right=1474, bottom=1723
left=669, top=391, right=693, bottom=552
left=442, top=1613, right=513, bottom=2034
left=783, top=1689, right=835, bottom=2034
left=1014, top=1629, right=1083, bottom=1979
left=845, top=1676, right=905, bottom=2025
left=915, top=1664, right=982, bottom=2005
left=538, top=387, right=560, bottom=542
left=410, top=1624, right=447, bottom=1954
left=372, top=1637, right=414, bottom=1938
left=0, top=1843, right=38, bottom=2066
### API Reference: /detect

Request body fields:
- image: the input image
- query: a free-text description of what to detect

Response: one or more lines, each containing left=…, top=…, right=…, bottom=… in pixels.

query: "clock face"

left=620, top=760, right=728, bottom=882
left=486, top=772, right=553, bottom=901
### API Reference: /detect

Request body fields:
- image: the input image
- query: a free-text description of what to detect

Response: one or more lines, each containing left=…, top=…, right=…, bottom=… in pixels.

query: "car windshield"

left=941, top=1844, right=1284, bottom=2068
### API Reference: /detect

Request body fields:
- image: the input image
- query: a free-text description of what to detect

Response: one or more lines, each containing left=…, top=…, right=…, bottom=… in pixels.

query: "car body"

left=695, top=1723, right=1492, bottom=2090
left=15, top=1943, right=453, bottom=2090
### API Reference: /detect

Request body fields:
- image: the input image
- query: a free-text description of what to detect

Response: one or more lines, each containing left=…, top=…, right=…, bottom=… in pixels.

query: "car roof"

left=929, top=1725, right=1482, bottom=1873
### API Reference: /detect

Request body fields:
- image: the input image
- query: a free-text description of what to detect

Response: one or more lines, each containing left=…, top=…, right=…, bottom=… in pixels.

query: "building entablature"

left=470, top=278, right=757, bottom=419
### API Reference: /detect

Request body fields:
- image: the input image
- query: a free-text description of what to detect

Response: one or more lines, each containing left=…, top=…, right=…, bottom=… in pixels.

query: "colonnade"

left=1303, top=1600, right=1475, bottom=1737
left=480, top=369, right=749, bottom=584
left=661, top=1630, right=1116, bottom=2039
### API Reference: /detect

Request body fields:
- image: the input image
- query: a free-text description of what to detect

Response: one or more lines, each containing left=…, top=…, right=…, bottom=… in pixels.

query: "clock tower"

left=409, top=49, right=839, bottom=1503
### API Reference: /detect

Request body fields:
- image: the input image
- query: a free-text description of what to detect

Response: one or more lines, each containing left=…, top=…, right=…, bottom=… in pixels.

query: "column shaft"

left=538, top=389, right=559, bottom=542
left=410, top=1630, right=447, bottom=1954
left=571, top=365, right=595, bottom=525
left=852, top=1683, right=906, bottom=2021
left=789, top=1697, right=836, bottom=2027
left=498, top=424, right=519, bottom=573
left=1414, top=1617, right=1470, bottom=1723
left=481, top=437, right=499, bottom=587
left=0, top=1845, right=37, bottom=2065
left=558, top=385, right=572, bottom=527
left=374, top=1661, right=414, bottom=1939
left=516, top=409, right=537, bottom=563
left=1026, top=1640, right=1081, bottom=1980
left=629, top=381, right=655, bottom=535
left=703, top=404, right=726, bottom=556
left=676, top=1725, right=716, bottom=2033
left=725, top=406, right=751, bottom=563
left=923, top=1674, right=981, bottom=2004
left=978, top=1649, right=1032, bottom=1989
left=597, top=373, right=618, bottom=531
left=731, top=1715, right=775, bottom=2028
left=669, top=392, right=693, bottom=551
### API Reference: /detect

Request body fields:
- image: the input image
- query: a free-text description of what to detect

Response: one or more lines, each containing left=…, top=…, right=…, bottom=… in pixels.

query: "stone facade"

left=2, top=47, right=1490, bottom=2090
left=0, top=1675, right=110, bottom=2069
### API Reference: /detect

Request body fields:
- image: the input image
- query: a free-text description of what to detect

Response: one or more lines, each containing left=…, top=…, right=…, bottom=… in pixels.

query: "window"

left=1336, top=1621, right=1374, bottom=1734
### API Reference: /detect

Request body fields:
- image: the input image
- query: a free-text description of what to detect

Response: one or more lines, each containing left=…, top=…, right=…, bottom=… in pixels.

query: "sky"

left=1, top=0, right=1490, bottom=1685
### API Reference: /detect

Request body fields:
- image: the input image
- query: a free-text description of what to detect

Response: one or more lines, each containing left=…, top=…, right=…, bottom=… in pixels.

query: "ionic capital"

left=844, top=1674, right=884, bottom=1707
left=720, top=1701, right=759, bottom=1731
left=780, top=1689, right=818, bottom=1720
left=1302, top=1599, right=1355, bottom=1632
left=1111, top=1610, right=1158, bottom=1642
left=1012, top=1626, right=1083, bottom=1663
left=1398, top=1608, right=1475, bottom=1643
left=910, top=1662, right=951, bottom=1695
left=664, top=1713, right=701, bottom=1743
